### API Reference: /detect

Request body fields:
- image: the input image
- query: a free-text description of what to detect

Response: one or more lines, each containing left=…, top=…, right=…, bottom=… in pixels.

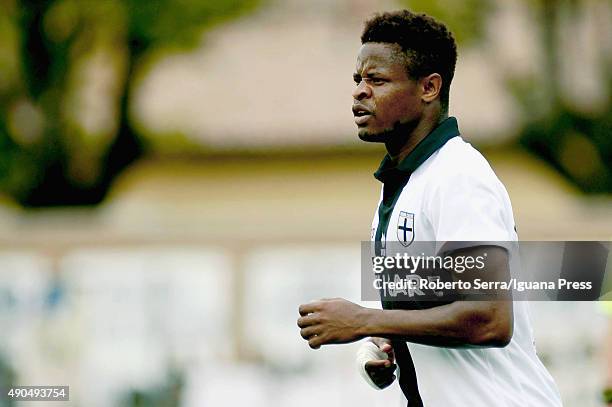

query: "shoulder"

left=419, top=137, right=507, bottom=203
left=427, top=137, right=500, bottom=185
left=418, top=137, right=516, bottom=241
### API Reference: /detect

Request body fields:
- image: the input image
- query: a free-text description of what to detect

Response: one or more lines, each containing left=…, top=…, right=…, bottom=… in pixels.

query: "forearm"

left=360, top=301, right=513, bottom=348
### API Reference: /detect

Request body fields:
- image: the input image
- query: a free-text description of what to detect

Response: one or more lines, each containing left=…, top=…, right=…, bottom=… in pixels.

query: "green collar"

left=374, top=117, right=460, bottom=183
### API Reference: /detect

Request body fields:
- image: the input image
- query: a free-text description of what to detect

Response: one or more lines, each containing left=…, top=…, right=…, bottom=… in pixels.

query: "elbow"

left=473, top=324, right=512, bottom=348
left=466, top=311, right=513, bottom=348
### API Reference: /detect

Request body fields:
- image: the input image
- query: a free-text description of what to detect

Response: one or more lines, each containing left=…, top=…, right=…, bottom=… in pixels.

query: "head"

left=352, top=10, right=457, bottom=142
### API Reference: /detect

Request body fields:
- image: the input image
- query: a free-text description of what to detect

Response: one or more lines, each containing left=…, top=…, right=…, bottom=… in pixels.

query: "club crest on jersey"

left=397, top=211, right=415, bottom=247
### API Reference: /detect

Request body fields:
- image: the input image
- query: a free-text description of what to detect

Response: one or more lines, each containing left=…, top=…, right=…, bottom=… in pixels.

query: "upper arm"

left=446, top=245, right=514, bottom=347
left=424, top=162, right=516, bottom=346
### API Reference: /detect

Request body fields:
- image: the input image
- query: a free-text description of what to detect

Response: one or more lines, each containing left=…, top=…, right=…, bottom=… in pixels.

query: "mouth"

left=352, top=106, right=373, bottom=126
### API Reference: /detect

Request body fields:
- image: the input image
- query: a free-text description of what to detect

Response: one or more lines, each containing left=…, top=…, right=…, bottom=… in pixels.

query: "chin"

left=358, top=120, right=416, bottom=144
left=358, top=128, right=389, bottom=143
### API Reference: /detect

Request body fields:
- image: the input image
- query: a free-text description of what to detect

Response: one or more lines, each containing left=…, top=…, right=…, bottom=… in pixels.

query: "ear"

left=420, top=73, right=442, bottom=103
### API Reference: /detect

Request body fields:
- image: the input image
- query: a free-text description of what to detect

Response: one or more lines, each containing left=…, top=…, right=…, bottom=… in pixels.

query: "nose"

left=352, top=80, right=372, bottom=101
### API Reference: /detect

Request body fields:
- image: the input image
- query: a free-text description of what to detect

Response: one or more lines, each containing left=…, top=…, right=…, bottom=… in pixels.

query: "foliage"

left=399, top=0, right=495, bottom=45
left=0, top=0, right=261, bottom=206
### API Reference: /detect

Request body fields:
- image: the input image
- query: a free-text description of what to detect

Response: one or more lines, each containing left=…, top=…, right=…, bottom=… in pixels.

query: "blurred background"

left=0, top=0, right=611, bottom=405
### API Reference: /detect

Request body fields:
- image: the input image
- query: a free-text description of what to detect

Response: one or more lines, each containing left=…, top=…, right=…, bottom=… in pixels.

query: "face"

left=352, top=43, right=423, bottom=142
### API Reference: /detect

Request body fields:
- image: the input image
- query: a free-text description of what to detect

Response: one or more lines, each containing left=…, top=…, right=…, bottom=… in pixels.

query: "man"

left=297, top=10, right=563, bottom=406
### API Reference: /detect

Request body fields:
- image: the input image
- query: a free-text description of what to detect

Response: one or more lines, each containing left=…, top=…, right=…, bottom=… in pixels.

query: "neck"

left=386, top=110, right=447, bottom=163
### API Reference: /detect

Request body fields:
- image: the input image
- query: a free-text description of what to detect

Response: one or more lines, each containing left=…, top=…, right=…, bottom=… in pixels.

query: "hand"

left=365, top=337, right=397, bottom=389
left=297, top=298, right=367, bottom=349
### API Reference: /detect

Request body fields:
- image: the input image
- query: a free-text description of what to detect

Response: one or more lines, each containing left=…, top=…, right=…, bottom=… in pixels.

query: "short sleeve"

left=426, top=169, right=514, bottom=255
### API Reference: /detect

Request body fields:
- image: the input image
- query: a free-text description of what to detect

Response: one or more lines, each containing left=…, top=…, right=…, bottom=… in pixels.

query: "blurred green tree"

left=399, top=0, right=495, bottom=45
left=0, top=0, right=261, bottom=206
left=402, top=0, right=611, bottom=193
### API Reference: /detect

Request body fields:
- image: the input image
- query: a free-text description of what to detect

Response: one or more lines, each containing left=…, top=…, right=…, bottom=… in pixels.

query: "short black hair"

left=361, top=10, right=457, bottom=110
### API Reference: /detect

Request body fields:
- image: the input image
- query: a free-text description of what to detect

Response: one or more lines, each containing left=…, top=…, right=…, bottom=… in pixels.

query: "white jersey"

left=371, top=131, right=563, bottom=406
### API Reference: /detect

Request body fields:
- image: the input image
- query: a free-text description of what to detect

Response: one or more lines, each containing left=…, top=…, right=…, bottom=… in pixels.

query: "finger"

left=369, top=338, right=395, bottom=362
left=299, top=302, right=319, bottom=316
left=300, top=326, right=320, bottom=340
left=308, top=334, right=326, bottom=349
left=368, top=363, right=396, bottom=373
left=297, top=315, right=318, bottom=328
left=369, top=336, right=392, bottom=348
left=380, top=343, right=392, bottom=353
left=365, top=359, right=392, bottom=369
left=380, top=343, right=395, bottom=362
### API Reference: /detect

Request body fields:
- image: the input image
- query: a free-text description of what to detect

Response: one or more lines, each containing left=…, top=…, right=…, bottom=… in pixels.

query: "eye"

left=353, top=75, right=361, bottom=85
left=370, top=77, right=385, bottom=85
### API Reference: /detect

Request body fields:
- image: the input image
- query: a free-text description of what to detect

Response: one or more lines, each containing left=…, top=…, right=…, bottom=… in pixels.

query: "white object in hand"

left=356, top=341, right=396, bottom=390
